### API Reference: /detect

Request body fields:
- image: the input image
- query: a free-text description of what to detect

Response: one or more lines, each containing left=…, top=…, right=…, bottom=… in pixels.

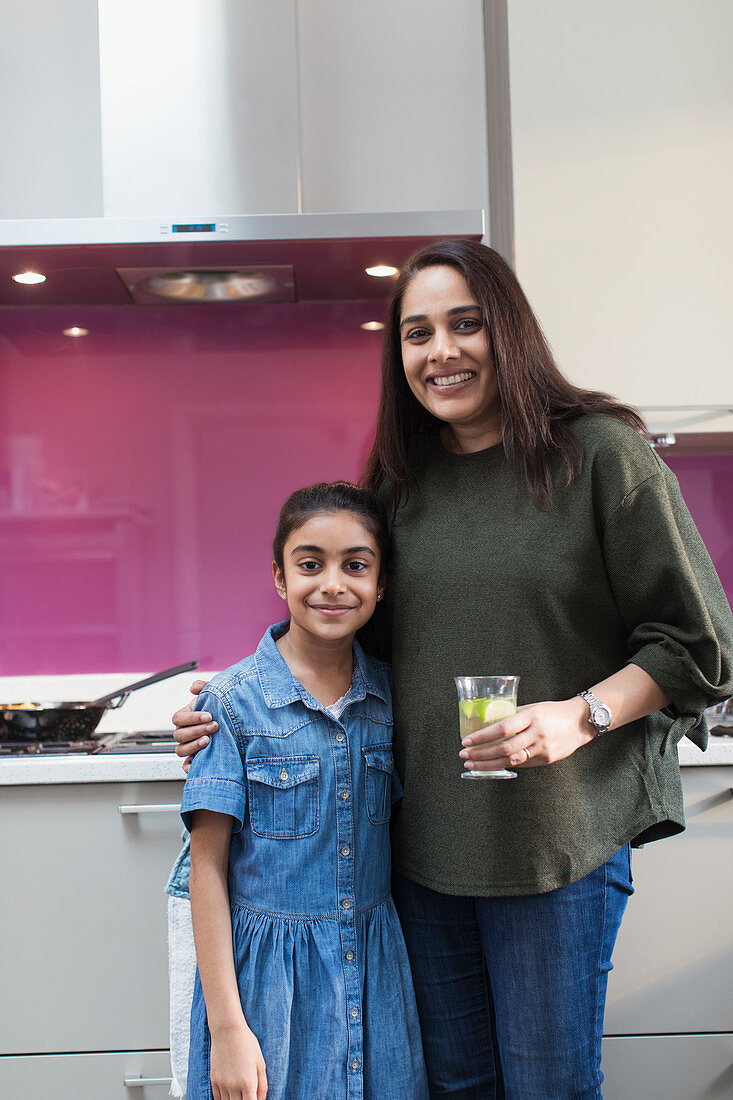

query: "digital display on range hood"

left=172, top=223, right=216, bottom=234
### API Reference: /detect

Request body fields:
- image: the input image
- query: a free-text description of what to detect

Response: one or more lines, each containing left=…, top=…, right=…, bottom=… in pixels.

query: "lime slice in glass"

left=476, top=698, right=515, bottom=724
left=460, top=699, right=477, bottom=718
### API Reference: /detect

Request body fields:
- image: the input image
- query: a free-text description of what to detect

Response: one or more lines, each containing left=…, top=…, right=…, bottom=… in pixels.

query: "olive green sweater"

left=368, top=417, right=733, bottom=896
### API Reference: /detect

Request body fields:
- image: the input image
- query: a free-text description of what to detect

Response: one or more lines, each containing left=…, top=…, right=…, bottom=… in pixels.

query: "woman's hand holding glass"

left=459, top=697, right=594, bottom=770
left=172, top=679, right=216, bottom=772
left=459, top=665, right=671, bottom=770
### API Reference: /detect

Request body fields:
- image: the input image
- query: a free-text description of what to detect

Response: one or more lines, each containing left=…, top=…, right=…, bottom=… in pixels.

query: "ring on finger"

left=523, top=746, right=531, bottom=763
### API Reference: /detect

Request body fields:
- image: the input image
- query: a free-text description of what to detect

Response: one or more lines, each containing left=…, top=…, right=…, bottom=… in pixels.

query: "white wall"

left=507, top=1, right=733, bottom=429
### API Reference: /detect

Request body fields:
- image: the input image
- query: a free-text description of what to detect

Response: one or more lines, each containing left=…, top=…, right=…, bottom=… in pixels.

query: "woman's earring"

left=377, top=592, right=383, bottom=601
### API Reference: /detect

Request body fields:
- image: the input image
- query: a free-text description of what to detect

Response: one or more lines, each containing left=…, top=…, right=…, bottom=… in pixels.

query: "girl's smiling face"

left=399, top=264, right=501, bottom=449
left=272, top=511, right=384, bottom=646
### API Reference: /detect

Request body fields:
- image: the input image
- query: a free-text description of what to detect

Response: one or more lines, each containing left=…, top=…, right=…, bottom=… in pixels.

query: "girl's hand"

left=210, top=1020, right=268, bottom=1100
left=459, top=697, right=594, bottom=770
left=172, top=680, right=217, bottom=772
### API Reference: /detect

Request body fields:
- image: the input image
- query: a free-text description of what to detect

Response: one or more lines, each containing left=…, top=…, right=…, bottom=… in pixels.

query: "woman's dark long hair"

left=362, top=239, right=645, bottom=509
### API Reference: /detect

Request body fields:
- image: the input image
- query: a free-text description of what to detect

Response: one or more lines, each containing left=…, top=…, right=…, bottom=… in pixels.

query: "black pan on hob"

left=0, top=660, right=198, bottom=742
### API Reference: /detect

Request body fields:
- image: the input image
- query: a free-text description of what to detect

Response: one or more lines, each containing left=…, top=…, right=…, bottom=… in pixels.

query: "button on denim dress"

left=181, top=623, right=428, bottom=1100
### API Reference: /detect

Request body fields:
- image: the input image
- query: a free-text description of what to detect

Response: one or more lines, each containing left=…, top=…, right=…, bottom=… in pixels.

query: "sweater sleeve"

left=601, top=464, right=733, bottom=747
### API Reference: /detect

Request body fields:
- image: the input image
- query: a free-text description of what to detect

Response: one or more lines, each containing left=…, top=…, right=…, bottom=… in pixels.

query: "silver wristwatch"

left=578, top=690, right=612, bottom=735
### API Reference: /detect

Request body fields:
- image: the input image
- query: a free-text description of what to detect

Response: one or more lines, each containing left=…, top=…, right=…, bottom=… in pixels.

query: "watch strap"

left=578, top=690, right=612, bottom=734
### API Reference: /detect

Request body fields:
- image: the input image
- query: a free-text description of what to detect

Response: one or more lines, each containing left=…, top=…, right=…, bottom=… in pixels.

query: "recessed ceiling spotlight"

left=62, top=327, right=89, bottom=338
left=360, top=321, right=385, bottom=331
left=13, top=271, right=46, bottom=285
left=365, top=265, right=398, bottom=278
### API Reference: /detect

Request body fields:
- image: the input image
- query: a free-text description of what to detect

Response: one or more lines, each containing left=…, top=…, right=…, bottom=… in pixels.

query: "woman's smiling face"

left=399, top=265, right=501, bottom=448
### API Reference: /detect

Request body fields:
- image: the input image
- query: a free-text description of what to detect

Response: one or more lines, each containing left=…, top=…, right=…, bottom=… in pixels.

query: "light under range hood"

left=0, top=210, right=484, bottom=308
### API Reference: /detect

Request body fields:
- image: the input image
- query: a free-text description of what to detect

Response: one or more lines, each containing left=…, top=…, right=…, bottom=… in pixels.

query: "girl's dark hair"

left=362, top=238, right=646, bottom=509
left=273, top=482, right=391, bottom=573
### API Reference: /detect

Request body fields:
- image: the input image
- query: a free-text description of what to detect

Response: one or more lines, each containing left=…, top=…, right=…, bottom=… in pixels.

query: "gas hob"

left=0, top=730, right=177, bottom=757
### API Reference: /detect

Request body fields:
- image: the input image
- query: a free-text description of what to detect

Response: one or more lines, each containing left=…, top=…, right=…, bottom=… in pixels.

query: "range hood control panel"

left=163, top=223, right=222, bottom=235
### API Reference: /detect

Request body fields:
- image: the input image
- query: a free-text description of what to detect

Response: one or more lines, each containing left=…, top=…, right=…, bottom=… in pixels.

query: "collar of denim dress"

left=254, top=622, right=389, bottom=711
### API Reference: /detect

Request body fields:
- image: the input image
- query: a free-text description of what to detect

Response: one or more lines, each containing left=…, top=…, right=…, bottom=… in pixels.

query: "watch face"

left=593, top=705, right=611, bottom=728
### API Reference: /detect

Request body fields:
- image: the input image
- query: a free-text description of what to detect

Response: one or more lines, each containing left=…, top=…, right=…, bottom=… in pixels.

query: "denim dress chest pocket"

left=362, top=744, right=394, bottom=825
left=246, top=756, right=320, bottom=838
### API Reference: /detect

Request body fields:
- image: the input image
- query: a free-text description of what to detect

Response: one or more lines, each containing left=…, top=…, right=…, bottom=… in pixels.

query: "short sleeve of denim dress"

left=180, top=698, right=247, bottom=832
left=180, top=623, right=428, bottom=1100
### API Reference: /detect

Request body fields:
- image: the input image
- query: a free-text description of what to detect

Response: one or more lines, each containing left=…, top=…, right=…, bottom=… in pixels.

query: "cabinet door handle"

left=123, top=1077, right=173, bottom=1088
left=684, top=788, right=733, bottom=819
left=118, top=803, right=181, bottom=814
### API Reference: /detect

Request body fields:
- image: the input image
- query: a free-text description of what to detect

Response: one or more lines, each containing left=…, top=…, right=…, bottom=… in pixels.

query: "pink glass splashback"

left=665, top=455, right=733, bottom=609
left=1, top=303, right=731, bottom=677
left=0, top=303, right=386, bottom=674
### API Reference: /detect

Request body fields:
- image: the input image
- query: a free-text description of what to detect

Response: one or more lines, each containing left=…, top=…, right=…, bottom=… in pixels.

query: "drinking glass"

left=455, top=675, right=520, bottom=780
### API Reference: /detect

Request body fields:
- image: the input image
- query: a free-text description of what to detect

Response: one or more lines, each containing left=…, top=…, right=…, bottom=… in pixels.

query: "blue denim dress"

left=180, top=624, right=428, bottom=1100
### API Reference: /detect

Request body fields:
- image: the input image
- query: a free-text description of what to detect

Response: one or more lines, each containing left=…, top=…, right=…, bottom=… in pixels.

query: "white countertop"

left=0, top=752, right=186, bottom=786
left=0, top=738, right=730, bottom=786
left=677, top=737, right=733, bottom=766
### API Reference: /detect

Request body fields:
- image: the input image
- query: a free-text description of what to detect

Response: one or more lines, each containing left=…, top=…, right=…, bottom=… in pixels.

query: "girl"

left=180, top=482, right=428, bottom=1100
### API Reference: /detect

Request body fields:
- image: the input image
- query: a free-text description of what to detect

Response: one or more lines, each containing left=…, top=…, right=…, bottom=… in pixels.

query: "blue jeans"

left=391, top=846, right=633, bottom=1099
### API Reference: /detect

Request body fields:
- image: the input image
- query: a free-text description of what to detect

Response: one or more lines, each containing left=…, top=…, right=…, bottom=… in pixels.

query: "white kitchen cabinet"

left=296, top=0, right=489, bottom=215
left=0, top=1050, right=173, bottom=1099
left=602, top=765, right=733, bottom=1095
left=605, top=766, right=733, bottom=1034
left=602, top=1035, right=733, bottom=1100
left=0, top=780, right=184, bottom=1055
left=507, top=1, right=733, bottom=428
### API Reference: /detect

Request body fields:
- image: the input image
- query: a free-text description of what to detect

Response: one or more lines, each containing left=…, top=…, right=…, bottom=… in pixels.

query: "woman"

left=174, top=240, right=733, bottom=1098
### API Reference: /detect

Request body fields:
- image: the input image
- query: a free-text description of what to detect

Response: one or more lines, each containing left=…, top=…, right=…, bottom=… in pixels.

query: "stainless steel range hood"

left=0, top=210, right=484, bottom=307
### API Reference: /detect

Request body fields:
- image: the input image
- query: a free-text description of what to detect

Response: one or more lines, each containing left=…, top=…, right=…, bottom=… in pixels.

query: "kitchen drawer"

left=0, top=781, right=183, bottom=1054
left=601, top=1034, right=733, bottom=1099
left=0, top=1050, right=172, bottom=1098
left=605, top=766, right=733, bottom=1034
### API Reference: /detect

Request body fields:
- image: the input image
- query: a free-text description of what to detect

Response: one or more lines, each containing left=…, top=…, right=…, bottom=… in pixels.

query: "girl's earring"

left=377, top=592, right=383, bottom=601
